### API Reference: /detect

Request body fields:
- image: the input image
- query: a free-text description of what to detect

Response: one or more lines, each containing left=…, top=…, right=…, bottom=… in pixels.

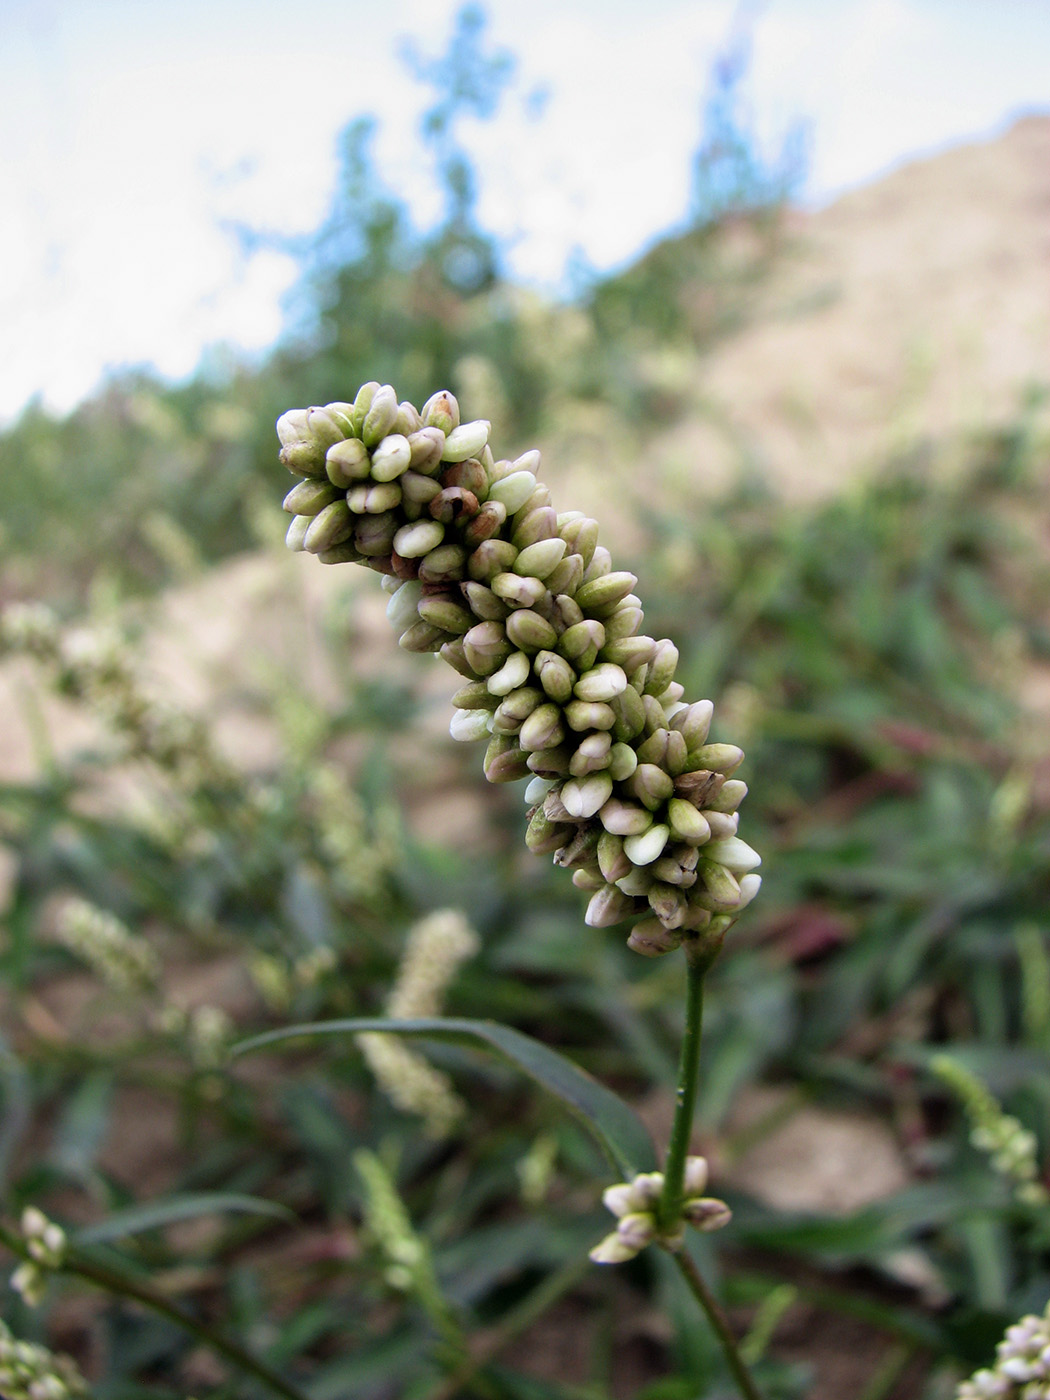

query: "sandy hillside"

left=656, top=114, right=1050, bottom=498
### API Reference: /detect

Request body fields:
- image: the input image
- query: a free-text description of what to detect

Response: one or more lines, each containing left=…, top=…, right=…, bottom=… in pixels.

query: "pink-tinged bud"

left=559, top=619, right=605, bottom=672
left=462, top=581, right=509, bottom=622
left=511, top=506, right=557, bottom=548
left=519, top=702, right=566, bottom=752
left=526, top=806, right=571, bottom=855
left=627, top=917, right=683, bottom=957
left=585, top=884, right=636, bottom=928
left=575, top=572, right=638, bottom=616
left=569, top=729, right=612, bottom=776
left=463, top=620, right=512, bottom=676
left=535, top=650, right=576, bottom=705
left=461, top=500, right=506, bottom=547
left=599, top=799, right=653, bottom=837
left=702, top=810, right=739, bottom=839
left=648, top=881, right=686, bottom=929
left=674, top=768, right=725, bottom=806
left=418, top=543, right=467, bottom=583
left=682, top=1198, right=732, bottom=1232
left=562, top=771, right=613, bottom=819
left=407, top=427, right=446, bottom=474
left=440, top=638, right=481, bottom=680
left=515, top=537, right=567, bottom=579
left=527, top=745, right=572, bottom=776
left=303, top=500, right=354, bottom=553
left=573, top=866, right=605, bottom=891
left=624, top=824, right=670, bottom=867
left=626, top=763, right=674, bottom=811
left=484, top=734, right=531, bottom=783
left=598, top=830, right=631, bottom=883
left=283, top=479, right=338, bottom=516
left=574, top=662, right=628, bottom=703
left=616, top=866, right=654, bottom=896
left=564, top=700, right=616, bottom=732
left=492, top=572, right=547, bottom=608
left=506, top=610, right=558, bottom=652
left=667, top=798, right=712, bottom=845
left=704, top=837, right=761, bottom=872
left=421, top=389, right=461, bottom=434
left=354, top=511, right=398, bottom=555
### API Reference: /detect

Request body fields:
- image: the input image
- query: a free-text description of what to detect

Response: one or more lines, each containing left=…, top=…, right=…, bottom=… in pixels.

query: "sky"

left=2, top=0, right=1048, bottom=424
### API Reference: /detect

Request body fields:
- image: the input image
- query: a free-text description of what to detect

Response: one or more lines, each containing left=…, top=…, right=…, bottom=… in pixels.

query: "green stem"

left=672, top=1248, right=764, bottom=1400
left=0, top=1224, right=308, bottom=1400
left=654, top=940, right=764, bottom=1400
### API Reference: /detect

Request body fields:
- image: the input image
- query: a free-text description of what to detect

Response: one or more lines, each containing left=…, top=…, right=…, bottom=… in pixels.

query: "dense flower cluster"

left=589, top=1156, right=731, bottom=1264
left=933, top=1055, right=1047, bottom=1205
left=56, top=898, right=160, bottom=995
left=956, top=1298, right=1050, bottom=1399
left=9, top=1208, right=66, bottom=1310
left=0, top=1319, right=87, bottom=1400
left=278, top=384, right=760, bottom=953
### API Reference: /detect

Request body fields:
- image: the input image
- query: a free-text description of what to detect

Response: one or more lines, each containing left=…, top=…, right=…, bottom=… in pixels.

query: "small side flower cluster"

left=10, top=1208, right=66, bottom=1309
left=55, top=898, right=160, bottom=995
left=589, top=1156, right=731, bottom=1264
left=956, top=1298, right=1050, bottom=1399
left=0, top=1319, right=87, bottom=1400
left=277, top=385, right=760, bottom=954
left=358, top=910, right=480, bottom=1138
left=933, top=1055, right=1047, bottom=1205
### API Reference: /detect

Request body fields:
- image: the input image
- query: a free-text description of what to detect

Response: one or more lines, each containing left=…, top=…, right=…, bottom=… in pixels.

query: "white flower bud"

left=487, top=471, right=537, bottom=513
left=371, top=433, right=412, bottom=481
left=442, top=419, right=491, bottom=462
left=624, top=824, right=670, bottom=867
left=704, top=837, right=761, bottom=872
left=393, top=520, right=445, bottom=558
left=450, top=709, right=492, bottom=742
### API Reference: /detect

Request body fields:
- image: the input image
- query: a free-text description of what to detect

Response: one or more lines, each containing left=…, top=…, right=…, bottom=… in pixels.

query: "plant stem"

left=672, top=1248, right=764, bottom=1400
left=655, top=940, right=764, bottom=1400
left=0, top=1224, right=308, bottom=1400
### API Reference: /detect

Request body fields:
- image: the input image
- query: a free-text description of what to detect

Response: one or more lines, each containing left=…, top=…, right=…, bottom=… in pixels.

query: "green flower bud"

left=487, top=471, right=537, bottom=513
left=283, top=479, right=339, bottom=515
left=562, top=771, right=613, bottom=819
left=518, top=482, right=552, bottom=516
left=602, top=636, right=655, bottom=672
left=325, top=437, right=372, bottom=486
left=636, top=729, right=669, bottom=766
left=598, top=830, right=632, bottom=883
left=663, top=729, right=688, bottom=776
left=515, top=537, right=567, bottom=579
left=399, top=620, right=449, bottom=652
left=641, top=694, right=667, bottom=736
left=421, top=389, right=460, bottom=434
left=573, top=867, right=606, bottom=891
left=599, top=798, right=653, bottom=836
left=651, top=855, right=693, bottom=887
left=463, top=621, right=513, bottom=676
left=608, top=685, right=646, bottom=743
left=350, top=380, right=380, bottom=434
left=667, top=798, right=712, bottom=845
left=492, top=572, right=547, bottom=608
left=395, top=400, right=423, bottom=434
left=564, top=699, right=616, bottom=732
left=704, top=837, right=761, bottom=872
left=468, top=538, right=519, bottom=583
left=574, top=662, right=628, bottom=703
left=450, top=707, right=491, bottom=742
left=484, top=733, right=531, bottom=783
left=670, top=699, right=714, bottom=749
left=575, top=572, right=639, bottom=616
left=276, top=407, right=311, bottom=445
left=463, top=500, right=508, bottom=546
left=512, top=448, right=541, bottom=475
left=559, top=516, right=599, bottom=568
left=417, top=543, right=468, bottom=583
left=442, top=419, right=491, bottom=462
left=440, top=638, right=481, bottom=680
left=371, top=433, right=412, bottom=481
left=607, top=742, right=638, bottom=781
left=527, top=745, right=572, bottom=776
left=535, top=649, right=576, bottom=704
left=604, top=605, right=646, bottom=642
left=461, top=581, right=509, bottom=621
left=706, top=778, right=747, bottom=812
left=626, top=763, right=674, bottom=810
left=452, top=680, right=499, bottom=710
left=686, top=743, right=745, bottom=776
left=318, top=540, right=363, bottom=565
left=408, top=426, right=446, bottom=474
left=400, top=472, right=443, bottom=509
left=642, top=639, right=679, bottom=695
left=627, top=917, right=684, bottom=957
left=511, top=506, right=557, bottom=548
left=386, top=581, right=424, bottom=630
left=393, top=520, right=445, bottom=558
left=519, top=702, right=566, bottom=751
left=545, top=552, right=584, bottom=597
left=285, top=514, right=311, bottom=551
left=280, top=439, right=327, bottom=477
left=526, top=806, right=572, bottom=855
left=559, top=619, right=605, bottom=672
left=362, top=385, right=399, bottom=447
left=418, top=595, right=474, bottom=634
left=648, top=881, right=687, bottom=929
left=624, top=824, right=669, bottom=866
left=506, top=610, right=558, bottom=652
left=487, top=650, right=532, bottom=696
left=354, top=512, right=398, bottom=555
left=306, top=406, right=347, bottom=449
left=582, top=545, right=612, bottom=580
left=616, top=865, right=654, bottom=896
left=697, top=859, right=741, bottom=909
left=569, top=729, right=612, bottom=776
left=349, top=481, right=402, bottom=513
left=304, top=499, right=354, bottom=553
left=524, top=774, right=554, bottom=804
left=585, top=884, right=636, bottom=928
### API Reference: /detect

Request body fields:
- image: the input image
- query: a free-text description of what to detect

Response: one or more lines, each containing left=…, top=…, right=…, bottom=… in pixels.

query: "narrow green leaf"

left=74, top=1191, right=296, bottom=1246
left=234, top=1017, right=657, bottom=1178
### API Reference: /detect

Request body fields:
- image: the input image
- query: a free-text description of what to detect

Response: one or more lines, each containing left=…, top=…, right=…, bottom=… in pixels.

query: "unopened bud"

left=599, top=799, right=653, bottom=837
left=705, top=778, right=748, bottom=813
left=564, top=699, right=616, bottom=732
left=370, top=433, right=412, bottom=482
left=627, top=763, right=674, bottom=810
left=586, top=884, right=636, bottom=928
left=569, top=729, right=612, bottom=776
left=627, top=917, right=683, bottom=957
left=624, top=824, right=670, bottom=867
left=607, top=742, right=638, bottom=781
left=283, top=479, right=338, bottom=515
left=304, top=500, right=354, bottom=553
left=648, top=881, right=686, bottom=929
left=421, top=389, right=461, bottom=434
left=574, top=662, right=628, bottom=703
left=442, top=419, right=491, bottom=462
left=506, top=610, right=558, bottom=652
left=468, top=538, right=519, bottom=582
left=484, top=734, right=531, bottom=783
left=487, top=650, right=532, bottom=696
left=492, top=572, right=547, bottom=608
left=408, top=426, right=446, bottom=474
left=362, top=385, right=399, bottom=447
left=519, top=702, right=566, bottom=752
left=418, top=595, right=474, bottom=634
left=285, top=514, right=311, bottom=551
left=559, top=619, right=605, bottom=672
left=535, top=650, right=576, bottom=704
left=704, top=837, right=761, bottom=872
left=526, top=806, right=571, bottom=855
left=687, top=743, right=745, bottom=776
left=562, top=771, right=614, bottom=819
left=575, top=572, right=639, bottom=616
left=515, top=537, right=567, bottom=579
left=682, top=1198, right=732, bottom=1232
left=393, top=520, right=445, bottom=558
left=667, top=798, right=712, bottom=845
left=349, top=481, right=402, bottom=513
left=450, top=708, right=491, bottom=742
left=463, top=620, right=512, bottom=676
left=488, top=470, right=537, bottom=514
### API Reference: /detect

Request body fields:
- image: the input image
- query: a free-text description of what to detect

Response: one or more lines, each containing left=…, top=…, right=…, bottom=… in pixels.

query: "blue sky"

left=2, top=0, right=1048, bottom=422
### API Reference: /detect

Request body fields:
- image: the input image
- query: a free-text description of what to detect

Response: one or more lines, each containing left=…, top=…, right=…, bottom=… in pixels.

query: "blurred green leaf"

left=74, top=1191, right=296, bottom=1246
